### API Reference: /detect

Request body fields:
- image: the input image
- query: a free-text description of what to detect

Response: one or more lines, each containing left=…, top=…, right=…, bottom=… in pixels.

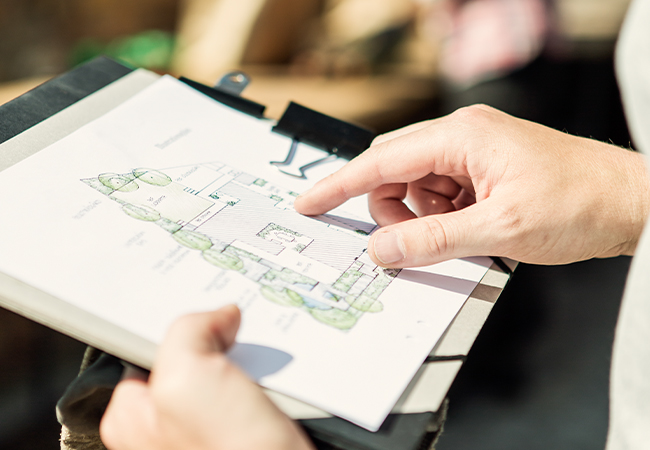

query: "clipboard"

left=0, top=57, right=515, bottom=450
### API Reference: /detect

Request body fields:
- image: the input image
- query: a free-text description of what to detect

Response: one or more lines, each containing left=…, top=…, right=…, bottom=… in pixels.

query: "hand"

left=100, top=305, right=314, bottom=450
left=294, top=105, right=650, bottom=267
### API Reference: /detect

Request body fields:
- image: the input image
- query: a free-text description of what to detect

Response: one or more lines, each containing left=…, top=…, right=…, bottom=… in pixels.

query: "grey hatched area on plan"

left=196, top=180, right=367, bottom=273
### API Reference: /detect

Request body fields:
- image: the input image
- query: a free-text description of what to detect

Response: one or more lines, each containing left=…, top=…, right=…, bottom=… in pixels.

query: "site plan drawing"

left=82, top=163, right=398, bottom=331
left=0, top=75, right=494, bottom=431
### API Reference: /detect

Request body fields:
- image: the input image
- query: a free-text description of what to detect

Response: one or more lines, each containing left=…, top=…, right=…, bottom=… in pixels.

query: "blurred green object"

left=70, top=30, right=175, bottom=71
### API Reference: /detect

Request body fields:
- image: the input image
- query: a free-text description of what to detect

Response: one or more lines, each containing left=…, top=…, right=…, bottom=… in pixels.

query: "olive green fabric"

left=57, top=348, right=123, bottom=450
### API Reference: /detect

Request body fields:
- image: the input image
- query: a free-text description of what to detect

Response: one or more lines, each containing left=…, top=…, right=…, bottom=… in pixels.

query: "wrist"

left=605, top=149, right=650, bottom=257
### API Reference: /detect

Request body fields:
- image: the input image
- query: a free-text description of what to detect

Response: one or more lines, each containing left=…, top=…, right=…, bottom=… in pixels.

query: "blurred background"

left=0, top=0, right=637, bottom=449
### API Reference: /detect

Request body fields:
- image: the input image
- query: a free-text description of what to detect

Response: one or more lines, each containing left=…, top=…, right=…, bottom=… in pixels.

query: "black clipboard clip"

left=270, top=102, right=375, bottom=179
left=179, top=72, right=266, bottom=118
left=180, top=72, right=375, bottom=179
left=269, top=139, right=338, bottom=179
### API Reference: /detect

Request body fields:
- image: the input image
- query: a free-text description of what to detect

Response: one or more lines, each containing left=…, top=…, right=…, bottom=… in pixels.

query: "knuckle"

left=472, top=103, right=495, bottom=113
left=360, top=146, right=389, bottom=185
left=449, top=104, right=500, bottom=134
left=448, top=105, right=501, bottom=157
left=450, top=104, right=492, bottom=122
left=370, top=140, right=408, bottom=183
left=419, top=217, right=451, bottom=258
left=329, top=174, right=353, bottom=205
left=370, top=133, right=389, bottom=146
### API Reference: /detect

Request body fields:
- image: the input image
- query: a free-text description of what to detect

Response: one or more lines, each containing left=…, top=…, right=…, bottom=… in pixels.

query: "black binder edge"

left=0, top=57, right=134, bottom=144
left=301, top=410, right=446, bottom=450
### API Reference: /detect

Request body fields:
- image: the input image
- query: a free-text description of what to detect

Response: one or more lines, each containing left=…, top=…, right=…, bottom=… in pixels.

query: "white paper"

left=0, top=76, right=491, bottom=430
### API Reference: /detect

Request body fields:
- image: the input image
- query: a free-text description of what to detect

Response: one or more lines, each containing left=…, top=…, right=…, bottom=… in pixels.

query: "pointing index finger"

left=294, top=117, right=466, bottom=216
left=293, top=150, right=383, bottom=215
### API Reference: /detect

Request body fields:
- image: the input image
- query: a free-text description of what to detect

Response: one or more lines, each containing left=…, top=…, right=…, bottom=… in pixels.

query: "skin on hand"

left=294, top=105, right=650, bottom=267
left=100, top=305, right=315, bottom=450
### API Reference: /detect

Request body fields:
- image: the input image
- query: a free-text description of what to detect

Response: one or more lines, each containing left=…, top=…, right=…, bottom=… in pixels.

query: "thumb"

left=158, top=304, right=242, bottom=366
left=368, top=201, right=499, bottom=267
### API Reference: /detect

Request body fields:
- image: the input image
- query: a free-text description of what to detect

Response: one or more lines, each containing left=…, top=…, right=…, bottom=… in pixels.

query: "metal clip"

left=214, top=71, right=250, bottom=96
left=270, top=140, right=338, bottom=179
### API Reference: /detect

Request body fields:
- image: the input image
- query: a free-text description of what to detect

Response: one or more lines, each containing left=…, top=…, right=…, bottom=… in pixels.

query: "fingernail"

left=294, top=192, right=307, bottom=206
left=296, top=188, right=312, bottom=198
left=373, top=231, right=405, bottom=265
